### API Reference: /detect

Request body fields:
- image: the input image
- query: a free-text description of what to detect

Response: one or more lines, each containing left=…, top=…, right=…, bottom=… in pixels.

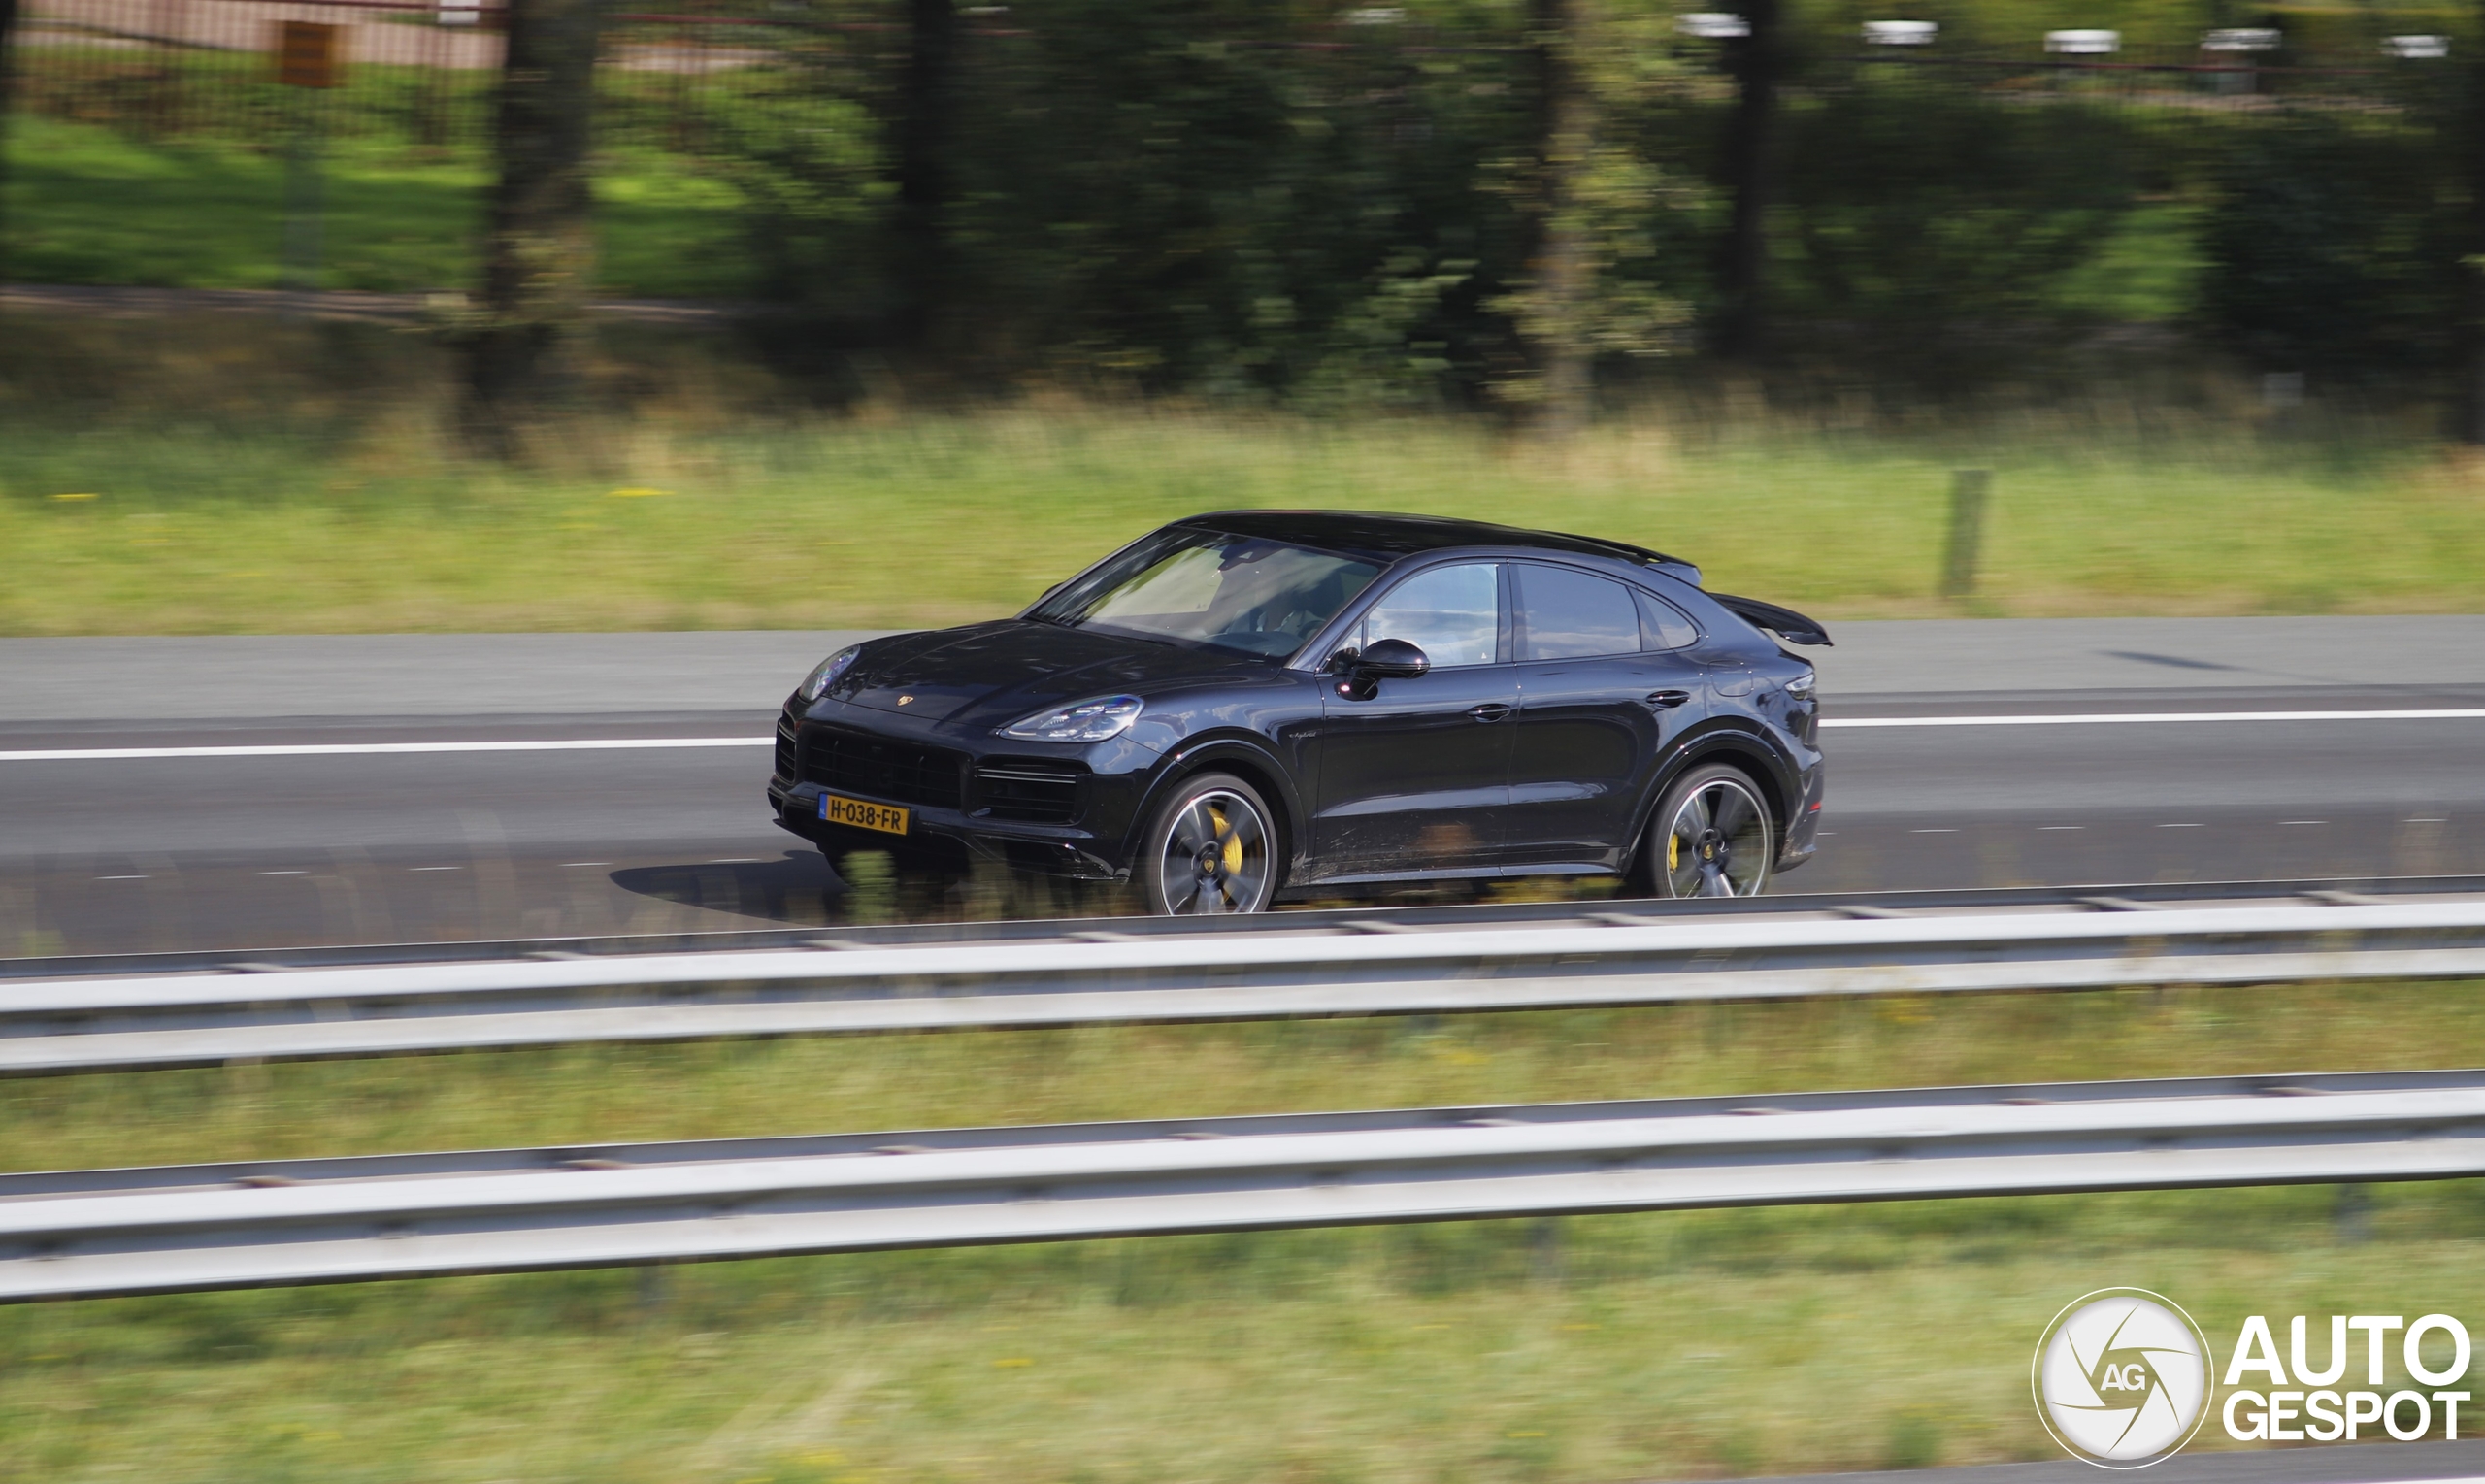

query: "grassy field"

left=7, top=979, right=2485, bottom=1482
left=2, top=115, right=748, bottom=298
left=2, top=317, right=2479, bottom=637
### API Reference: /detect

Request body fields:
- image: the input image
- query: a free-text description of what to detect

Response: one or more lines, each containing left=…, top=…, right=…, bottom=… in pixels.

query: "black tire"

left=1140, top=772, right=1280, bottom=915
left=1632, top=763, right=1774, bottom=899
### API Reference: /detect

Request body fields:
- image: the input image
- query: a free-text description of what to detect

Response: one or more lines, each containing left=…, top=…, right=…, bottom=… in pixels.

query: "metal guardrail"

left=17, top=874, right=2485, bottom=981
left=5, top=884, right=2485, bottom=1073
left=7, top=1068, right=2483, bottom=1301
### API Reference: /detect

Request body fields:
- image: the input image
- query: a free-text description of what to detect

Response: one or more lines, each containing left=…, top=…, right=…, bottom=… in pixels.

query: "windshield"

left=1031, top=527, right=1381, bottom=658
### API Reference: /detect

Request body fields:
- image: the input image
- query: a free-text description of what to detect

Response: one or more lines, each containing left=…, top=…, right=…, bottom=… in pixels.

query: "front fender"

left=1119, top=734, right=1309, bottom=874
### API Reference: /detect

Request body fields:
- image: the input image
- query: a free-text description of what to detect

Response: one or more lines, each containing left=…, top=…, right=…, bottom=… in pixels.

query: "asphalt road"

left=5, top=617, right=2483, bottom=956
left=1746, top=1436, right=2485, bottom=1484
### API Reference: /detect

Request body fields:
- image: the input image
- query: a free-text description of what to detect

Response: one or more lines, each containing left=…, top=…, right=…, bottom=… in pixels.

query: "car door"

left=1310, top=561, right=1516, bottom=880
left=1505, top=563, right=1709, bottom=871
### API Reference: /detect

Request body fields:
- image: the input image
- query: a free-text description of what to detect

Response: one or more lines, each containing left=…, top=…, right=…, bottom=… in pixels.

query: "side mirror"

left=1358, top=638, right=1431, bottom=678
left=1328, top=638, right=1430, bottom=699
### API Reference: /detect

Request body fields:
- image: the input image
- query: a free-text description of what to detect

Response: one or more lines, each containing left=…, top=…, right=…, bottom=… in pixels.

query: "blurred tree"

left=1713, top=0, right=1779, bottom=357
left=926, top=0, right=1521, bottom=399
left=2468, top=21, right=2485, bottom=442
left=1773, top=78, right=2141, bottom=384
left=2200, top=114, right=2459, bottom=381
left=461, top=0, right=607, bottom=458
left=890, top=0, right=957, bottom=347
left=1529, top=0, right=1595, bottom=435
left=0, top=0, right=17, bottom=285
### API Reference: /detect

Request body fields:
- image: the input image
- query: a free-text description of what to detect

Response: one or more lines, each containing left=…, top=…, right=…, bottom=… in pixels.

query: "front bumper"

left=766, top=708, right=1155, bottom=880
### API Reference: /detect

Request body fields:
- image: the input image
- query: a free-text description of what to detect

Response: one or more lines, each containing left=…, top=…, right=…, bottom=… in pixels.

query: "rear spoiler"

left=1710, top=593, right=1832, bottom=647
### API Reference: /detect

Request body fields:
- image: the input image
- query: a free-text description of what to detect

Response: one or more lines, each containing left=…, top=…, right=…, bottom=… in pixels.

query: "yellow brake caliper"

left=1667, top=831, right=1680, bottom=874
left=1210, top=805, right=1244, bottom=874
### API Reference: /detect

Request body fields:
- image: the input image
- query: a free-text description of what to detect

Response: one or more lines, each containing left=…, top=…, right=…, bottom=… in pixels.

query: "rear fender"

left=1638, top=719, right=1802, bottom=842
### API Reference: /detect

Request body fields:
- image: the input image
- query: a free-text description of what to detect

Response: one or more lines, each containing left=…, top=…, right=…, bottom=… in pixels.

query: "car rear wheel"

left=1141, top=773, right=1278, bottom=915
left=1638, top=763, right=1773, bottom=899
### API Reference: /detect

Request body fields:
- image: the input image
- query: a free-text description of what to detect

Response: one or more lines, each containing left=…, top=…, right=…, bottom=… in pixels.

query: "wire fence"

left=18, top=0, right=498, bottom=145
left=10, top=0, right=916, bottom=149
left=1839, top=45, right=2442, bottom=113
left=6, top=0, right=2450, bottom=158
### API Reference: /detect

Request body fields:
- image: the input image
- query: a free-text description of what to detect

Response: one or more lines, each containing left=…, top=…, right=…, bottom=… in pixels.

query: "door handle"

left=1467, top=703, right=1514, bottom=723
left=1644, top=690, right=1692, bottom=709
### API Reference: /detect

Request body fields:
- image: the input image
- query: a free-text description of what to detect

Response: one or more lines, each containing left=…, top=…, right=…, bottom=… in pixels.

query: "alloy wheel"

left=1154, top=786, right=1275, bottom=914
left=1659, top=774, right=1773, bottom=898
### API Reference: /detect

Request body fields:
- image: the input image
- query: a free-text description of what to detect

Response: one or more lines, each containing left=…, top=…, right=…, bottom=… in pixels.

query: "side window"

left=1635, top=588, right=1700, bottom=651
left=1357, top=562, right=1501, bottom=668
left=1514, top=564, right=1639, bottom=661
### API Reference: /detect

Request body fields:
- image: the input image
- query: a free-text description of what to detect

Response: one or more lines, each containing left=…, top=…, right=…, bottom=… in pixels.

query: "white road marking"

left=2038, top=825, right=2084, bottom=831
left=1828, top=708, right=2485, bottom=729
left=0, top=737, right=774, bottom=762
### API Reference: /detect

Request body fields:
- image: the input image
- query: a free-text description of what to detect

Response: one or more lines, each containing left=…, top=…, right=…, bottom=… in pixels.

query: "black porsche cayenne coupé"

left=768, top=511, right=1828, bottom=913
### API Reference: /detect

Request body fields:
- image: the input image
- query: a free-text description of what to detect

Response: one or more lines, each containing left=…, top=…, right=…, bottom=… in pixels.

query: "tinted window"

left=1033, top=527, right=1381, bottom=657
left=1635, top=588, right=1699, bottom=650
left=1358, top=562, right=1500, bottom=668
left=1514, top=565, right=1639, bottom=661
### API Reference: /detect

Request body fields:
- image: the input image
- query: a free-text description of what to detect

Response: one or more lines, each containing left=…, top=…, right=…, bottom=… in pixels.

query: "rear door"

left=1310, top=562, right=1517, bottom=880
left=1505, top=563, right=1708, bottom=872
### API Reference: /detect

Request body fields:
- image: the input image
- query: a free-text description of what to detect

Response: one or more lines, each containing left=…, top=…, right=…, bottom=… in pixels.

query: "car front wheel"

left=1639, top=763, right=1774, bottom=899
left=1141, top=772, right=1278, bottom=915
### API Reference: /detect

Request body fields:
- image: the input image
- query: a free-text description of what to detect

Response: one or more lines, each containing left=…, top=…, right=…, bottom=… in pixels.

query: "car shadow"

left=609, top=850, right=1613, bottom=929
left=609, top=849, right=848, bottom=927
left=2100, top=649, right=2245, bottom=673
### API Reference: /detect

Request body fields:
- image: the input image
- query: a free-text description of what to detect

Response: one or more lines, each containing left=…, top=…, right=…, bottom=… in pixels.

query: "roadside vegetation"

left=2, top=316, right=2478, bottom=637
left=3, top=110, right=2212, bottom=319
left=5, top=977, right=2484, bottom=1481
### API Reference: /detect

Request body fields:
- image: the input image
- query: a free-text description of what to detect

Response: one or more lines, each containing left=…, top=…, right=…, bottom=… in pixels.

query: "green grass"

left=2, top=115, right=749, bottom=296
left=2, top=355, right=2480, bottom=636
left=7, top=978, right=2485, bottom=1481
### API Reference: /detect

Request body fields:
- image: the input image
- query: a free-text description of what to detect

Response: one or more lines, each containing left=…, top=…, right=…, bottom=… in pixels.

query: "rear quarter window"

left=1635, top=589, right=1700, bottom=650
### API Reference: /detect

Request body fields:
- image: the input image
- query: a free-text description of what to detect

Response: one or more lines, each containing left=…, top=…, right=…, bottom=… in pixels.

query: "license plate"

left=819, top=794, right=910, bottom=836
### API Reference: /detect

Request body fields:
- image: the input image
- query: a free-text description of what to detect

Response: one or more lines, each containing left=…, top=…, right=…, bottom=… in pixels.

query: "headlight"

left=1786, top=670, right=1815, bottom=700
left=999, top=695, right=1143, bottom=742
left=798, top=645, right=862, bottom=702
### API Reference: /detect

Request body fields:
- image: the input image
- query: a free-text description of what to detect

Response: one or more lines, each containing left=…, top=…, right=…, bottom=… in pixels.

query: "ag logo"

left=2034, top=1289, right=2214, bottom=1468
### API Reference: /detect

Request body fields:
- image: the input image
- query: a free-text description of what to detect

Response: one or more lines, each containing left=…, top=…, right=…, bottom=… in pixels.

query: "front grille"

left=773, top=718, right=798, bottom=783
left=798, top=726, right=966, bottom=810
left=976, top=758, right=1086, bottom=823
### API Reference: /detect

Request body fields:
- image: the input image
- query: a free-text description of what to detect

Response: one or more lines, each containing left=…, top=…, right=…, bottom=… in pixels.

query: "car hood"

left=831, top=620, right=1277, bottom=728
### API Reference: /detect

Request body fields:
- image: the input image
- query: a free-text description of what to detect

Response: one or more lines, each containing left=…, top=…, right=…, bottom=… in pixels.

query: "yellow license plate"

left=820, top=794, right=910, bottom=836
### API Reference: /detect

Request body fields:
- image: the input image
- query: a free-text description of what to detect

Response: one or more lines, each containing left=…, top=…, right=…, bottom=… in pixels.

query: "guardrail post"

left=1940, top=468, right=1991, bottom=599
left=2334, top=1183, right=2373, bottom=1244
left=1529, top=1216, right=1564, bottom=1284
